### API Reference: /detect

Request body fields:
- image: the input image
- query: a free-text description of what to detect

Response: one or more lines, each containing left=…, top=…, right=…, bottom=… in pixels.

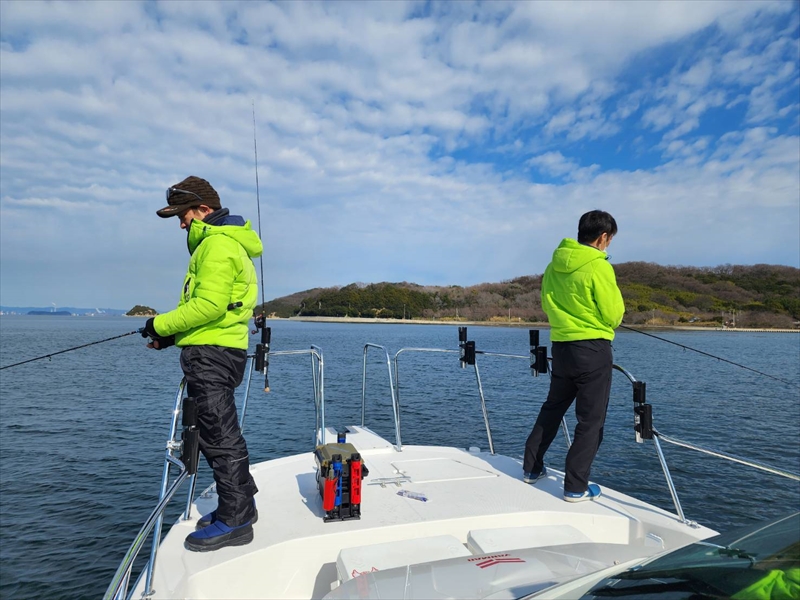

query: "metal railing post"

left=361, top=347, right=368, bottom=427
left=472, top=360, right=495, bottom=454
left=104, top=459, right=189, bottom=600
left=363, top=344, right=402, bottom=450
left=311, top=346, right=325, bottom=446
left=143, top=379, right=186, bottom=597
left=651, top=434, right=688, bottom=524
left=239, top=356, right=256, bottom=433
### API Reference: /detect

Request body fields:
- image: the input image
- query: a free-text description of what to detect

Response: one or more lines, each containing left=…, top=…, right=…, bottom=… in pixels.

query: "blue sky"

left=1, top=1, right=798, bottom=311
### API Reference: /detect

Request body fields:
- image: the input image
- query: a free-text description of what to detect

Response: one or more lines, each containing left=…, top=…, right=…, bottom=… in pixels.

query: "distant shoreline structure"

left=27, top=310, right=71, bottom=316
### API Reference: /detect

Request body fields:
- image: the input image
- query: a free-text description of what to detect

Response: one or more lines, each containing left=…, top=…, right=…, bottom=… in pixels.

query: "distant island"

left=27, top=310, right=71, bottom=316
left=256, top=263, right=800, bottom=329
left=126, top=305, right=158, bottom=317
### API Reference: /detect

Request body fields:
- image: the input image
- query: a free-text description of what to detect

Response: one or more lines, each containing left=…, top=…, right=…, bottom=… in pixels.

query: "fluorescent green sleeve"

left=593, top=260, right=625, bottom=329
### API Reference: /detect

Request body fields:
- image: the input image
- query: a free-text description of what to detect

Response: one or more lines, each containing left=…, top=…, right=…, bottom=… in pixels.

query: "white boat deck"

left=136, top=426, right=716, bottom=599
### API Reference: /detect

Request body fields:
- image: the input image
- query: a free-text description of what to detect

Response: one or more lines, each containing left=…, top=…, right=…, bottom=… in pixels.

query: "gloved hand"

left=141, top=318, right=159, bottom=339
left=148, top=335, right=176, bottom=350
left=141, top=318, right=175, bottom=350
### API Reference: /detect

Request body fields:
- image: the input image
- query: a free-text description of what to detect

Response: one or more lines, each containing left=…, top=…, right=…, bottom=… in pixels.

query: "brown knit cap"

left=157, top=176, right=222, bottom=218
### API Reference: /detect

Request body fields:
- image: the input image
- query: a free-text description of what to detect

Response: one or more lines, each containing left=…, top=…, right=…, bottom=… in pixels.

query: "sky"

left=1, top=1, right=798, bottom=312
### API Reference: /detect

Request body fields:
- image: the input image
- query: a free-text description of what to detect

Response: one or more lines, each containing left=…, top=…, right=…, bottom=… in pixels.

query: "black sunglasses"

left=166, top=187, right=204, bottom=204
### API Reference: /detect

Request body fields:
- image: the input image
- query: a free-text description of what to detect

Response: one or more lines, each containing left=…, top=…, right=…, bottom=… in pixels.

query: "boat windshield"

left=581, top=512, right=800, bottom=599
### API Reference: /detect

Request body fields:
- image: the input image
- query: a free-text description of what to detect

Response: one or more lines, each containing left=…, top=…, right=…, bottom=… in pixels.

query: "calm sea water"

left=0, top=317, right=798, bottom=599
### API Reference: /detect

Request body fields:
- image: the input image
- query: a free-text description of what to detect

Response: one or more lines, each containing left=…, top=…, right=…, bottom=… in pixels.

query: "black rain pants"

left=523, top=339, right=613, bottom=494
left=180, top=345, right=258, bottom=527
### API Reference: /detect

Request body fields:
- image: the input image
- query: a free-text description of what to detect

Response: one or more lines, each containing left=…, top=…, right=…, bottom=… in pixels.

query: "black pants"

left=523, top=340, right=613, bottom=494
left=180, top=346, right=258, bottom=527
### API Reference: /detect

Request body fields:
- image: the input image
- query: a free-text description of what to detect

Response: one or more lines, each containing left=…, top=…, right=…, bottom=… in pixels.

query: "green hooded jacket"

left=153, top=217, right=263, bottom=349
left=541, top=238, right=625, bottom=342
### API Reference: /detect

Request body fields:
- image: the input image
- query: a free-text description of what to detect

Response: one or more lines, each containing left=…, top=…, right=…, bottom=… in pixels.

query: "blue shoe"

left=185, top=520, right=254, bottom=552
left=523, top=466, right=547, bottom=484
left=196, top=505, right=259, bottom=530
left=564, top=483, right=602, bottom=503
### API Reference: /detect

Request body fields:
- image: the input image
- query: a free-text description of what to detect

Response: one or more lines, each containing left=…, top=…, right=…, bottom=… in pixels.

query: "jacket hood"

left=187, top=216, right=263, bottom=258
left=549, top=238, right=607, bottom=274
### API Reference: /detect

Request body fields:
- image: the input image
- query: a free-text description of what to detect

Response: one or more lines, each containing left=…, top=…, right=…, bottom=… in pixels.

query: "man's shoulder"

left=196, top=232, right=242, bottom=253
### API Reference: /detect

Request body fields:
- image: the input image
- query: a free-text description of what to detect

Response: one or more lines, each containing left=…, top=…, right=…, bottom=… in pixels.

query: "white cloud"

left=0, top=0, right=797, bottom=309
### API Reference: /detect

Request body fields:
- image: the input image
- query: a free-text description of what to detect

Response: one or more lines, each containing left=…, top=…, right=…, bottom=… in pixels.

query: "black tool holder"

left=180, top=397, right=200, bottom=475
left=254, top=326, right=271, bottom=393
left=632, top=381, right=653, bottom=443
left=459, top=326, right=476, bottom=368
left=529, top=330, right=548, bottom=376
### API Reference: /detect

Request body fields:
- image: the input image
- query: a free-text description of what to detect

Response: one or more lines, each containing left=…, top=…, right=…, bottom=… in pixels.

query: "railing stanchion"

left=361, top=347, right=368, bottom=427
left=239, top=356, right=256, bottom=433
left=651, top=434, right=689, bottom=524
left=560, top=418, right=572, bottom=447
left=312, top=346, right=325, bottom=446
left=363, top=344, right=402, bottom=450
left=143, top=379, right=186, bottom=597
left=472, top=360, right=495, bottom=454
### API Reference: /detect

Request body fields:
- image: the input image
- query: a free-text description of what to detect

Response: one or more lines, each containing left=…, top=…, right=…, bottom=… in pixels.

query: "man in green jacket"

left=523, top=210, right=625, bottom=502
left=142, top=176, right=262, bottom=551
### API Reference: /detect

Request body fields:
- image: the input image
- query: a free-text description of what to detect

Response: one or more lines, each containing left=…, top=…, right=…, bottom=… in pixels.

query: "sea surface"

left=1, top=317, right=798, bottom=599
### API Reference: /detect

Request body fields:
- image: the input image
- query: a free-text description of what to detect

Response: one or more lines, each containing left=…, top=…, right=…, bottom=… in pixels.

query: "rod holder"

left=255, top=327, right=272, bottom=392
left=459, top=327, right=468, bottom=368
left=460, top=340, right=476, bottom=367
left=529, top=329, right=548, bottom=376
left=632, top=381, right=652, bottom=442
left=180, top=397, right=200, bottom=475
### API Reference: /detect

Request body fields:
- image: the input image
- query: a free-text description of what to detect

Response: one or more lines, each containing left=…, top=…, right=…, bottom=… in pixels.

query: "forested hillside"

left=257, top=263, right=800, bottom=328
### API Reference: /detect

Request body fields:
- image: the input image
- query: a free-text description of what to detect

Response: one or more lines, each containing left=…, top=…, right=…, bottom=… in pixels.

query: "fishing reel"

left=252, top=313, right=266, bottom=334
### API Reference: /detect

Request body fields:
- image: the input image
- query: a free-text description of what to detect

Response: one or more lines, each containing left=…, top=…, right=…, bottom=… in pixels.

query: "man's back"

left=541, top=238, right=624, bottom=342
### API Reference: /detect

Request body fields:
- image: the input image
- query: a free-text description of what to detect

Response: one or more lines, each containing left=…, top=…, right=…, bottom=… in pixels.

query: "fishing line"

left=619, top=324, right=799, bottom=388
left=252, top=101, right=266, bottom=319
left=0, top=329, right=142, bottom=371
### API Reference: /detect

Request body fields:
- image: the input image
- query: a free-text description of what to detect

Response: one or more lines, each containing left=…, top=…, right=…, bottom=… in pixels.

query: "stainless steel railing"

left=105, top=345, right=325, bottom=600
left=363, top=333, right=800, bottom=530
left=383, top=347, right=569, bottom=456
left=362, top=344, right=402, bottom=450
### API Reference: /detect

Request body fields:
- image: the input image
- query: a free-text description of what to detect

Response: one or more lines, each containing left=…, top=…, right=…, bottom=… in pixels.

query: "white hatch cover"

left=336, top=535, right=471, bottom=582
left=390, top=458, right=499, bottom=483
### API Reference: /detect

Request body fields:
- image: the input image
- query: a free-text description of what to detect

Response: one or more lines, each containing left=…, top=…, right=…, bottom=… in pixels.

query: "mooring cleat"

left=564, top=483, right=602, bottom=503
left=185, top=520, right=254, bottom=552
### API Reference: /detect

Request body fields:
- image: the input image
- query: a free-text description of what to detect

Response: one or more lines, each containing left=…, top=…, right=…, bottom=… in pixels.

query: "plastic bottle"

left=397, top=490, right=428, bottom=502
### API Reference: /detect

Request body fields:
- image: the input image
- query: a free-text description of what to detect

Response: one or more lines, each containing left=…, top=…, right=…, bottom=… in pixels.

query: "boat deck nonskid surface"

left=140, top=426, right=715, bottom=599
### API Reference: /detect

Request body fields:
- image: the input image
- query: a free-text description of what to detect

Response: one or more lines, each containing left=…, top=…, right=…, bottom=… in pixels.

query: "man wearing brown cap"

left=141, top=175, right=262, bottom=551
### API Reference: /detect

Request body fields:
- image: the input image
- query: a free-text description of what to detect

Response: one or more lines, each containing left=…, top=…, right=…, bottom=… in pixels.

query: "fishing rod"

left=618, top=324, right=799, bottom=388
left=0, top=329, right=143, bottom=371
left=251, top=101, right=271, bottom=393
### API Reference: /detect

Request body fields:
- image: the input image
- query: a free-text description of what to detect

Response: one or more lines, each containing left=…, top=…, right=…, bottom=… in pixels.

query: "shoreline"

left=274, top=316, right=799, bottom=333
